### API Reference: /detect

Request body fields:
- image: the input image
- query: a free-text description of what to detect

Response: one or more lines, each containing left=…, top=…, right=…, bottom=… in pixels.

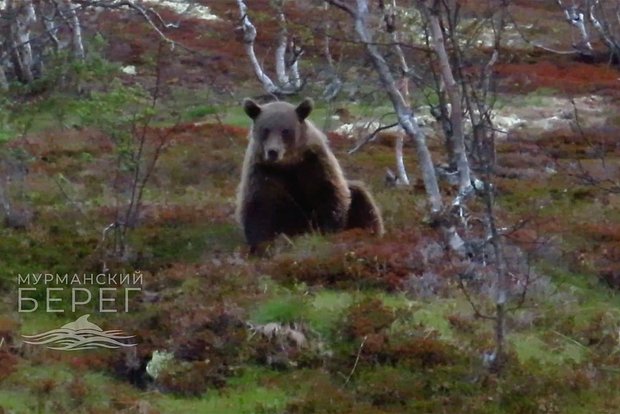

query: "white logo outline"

left=22, top=314, right=136, bottom=351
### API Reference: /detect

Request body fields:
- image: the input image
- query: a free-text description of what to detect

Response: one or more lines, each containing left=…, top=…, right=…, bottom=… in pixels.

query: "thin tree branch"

left=325, top=0, right=355, bottom=16
left=348, top=122, right=399, bottom=154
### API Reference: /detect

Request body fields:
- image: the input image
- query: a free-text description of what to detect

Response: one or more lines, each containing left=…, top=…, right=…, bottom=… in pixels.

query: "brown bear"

left=236, top=98, right=383, bottom=252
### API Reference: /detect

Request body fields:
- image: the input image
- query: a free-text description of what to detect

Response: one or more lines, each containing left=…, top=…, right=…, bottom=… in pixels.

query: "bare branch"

left=235, top=0, right=301, bottom=95
left=506, top=8, right=582, bottom=55
left=556, top=0, right=594, bottom=53
left=325, top=0, right=355, bottom=16
left=348, top=122, right=399, bottom=154
left=380, top=0, right=412, bottom=185
left=344, top=335, right=367, bottom=385
left=73, top=0, right=176, bottom=47
left=421, top=3, right=472, bottom=199
left=332, top=0, right=443, bottom=213
left=457, top=278, right=495, bottom=321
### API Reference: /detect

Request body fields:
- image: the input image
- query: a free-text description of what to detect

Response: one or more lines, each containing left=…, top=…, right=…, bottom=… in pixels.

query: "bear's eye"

left=282, top=129, right=293, bottom=141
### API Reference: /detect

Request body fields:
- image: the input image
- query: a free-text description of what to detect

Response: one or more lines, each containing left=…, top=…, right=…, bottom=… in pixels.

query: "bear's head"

left=243, top=98, right=314, bottom=164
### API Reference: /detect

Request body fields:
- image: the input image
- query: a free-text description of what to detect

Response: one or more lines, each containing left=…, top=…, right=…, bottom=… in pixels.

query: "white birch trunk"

left=324, top=2, right=335, bottom=69
left=426, top=8, right=472, bottom=199
left=41, top=0, right=60, bottom=52
left=236, top=0, right=280, bottom=95
left=274, top=0, right=290, bottom=86
left=0, top=64, right=8, bottom=90
left=288, top=39, right=302, bottom=90
left=395, top=134, right=410, bottom=186
left=484, top=179, right=508, bottom=371
left=382, top=0, right=410, bottom=186
left=388, top=0, right=410, bottom=99
left=327, top=0, right=470, bottom=253
left=556, top=0, right=594, bottom=52
left=588, top=0, right=620, bottom=55
left=59, top=0, right=85, bottom=60
left=0, top=179, right=10, bottom=219
left=8, top=0, right=36, bottom=83
left=338, top=0, right=443, bottom=213
left=321, top=2, right=343, bottom=101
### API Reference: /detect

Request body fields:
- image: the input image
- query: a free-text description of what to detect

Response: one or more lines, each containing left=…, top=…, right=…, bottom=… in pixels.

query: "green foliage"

left=511, top=332, right=587, bottom=365
left=130, top=222, right=241, bottom=270
left=185, top=105, right=217, bottom=120
left=0, top=223, right=97, bottom=282
left=157, top=386, right=288, bottom=414
left=251, top=294, right=309, bottom=325
left=0, top=362, right=143, bottom=413
left=74, top=80, right=150, bottom=136
left=391, top=299, right=461, bottom=341
left=306, top=290, right=353, bottom=337
left=0, top=35, right=121, bottom=141
left=353, top=366, right=421, bottom=407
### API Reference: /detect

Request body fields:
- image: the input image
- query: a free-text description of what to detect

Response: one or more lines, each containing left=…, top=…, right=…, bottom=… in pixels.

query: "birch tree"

left=5, top=0, right=37, bottom=84
left=418, top=0, right=472, bottom=198
left=556, top=0, right=620, bottom=59
left=379, top=0, right=411, bottom=186
left=326, top=0, right=517, bottom=371
left=327, top=0, right=443, bottom=215
left=59, top=0, right=85, bottom=59
left=428, top=0, right=509, bottom=372
left=0, top=0, right=189, bottom=87
left=0, top=0, right=85, bottom=85
left=236, top=0, right=304, bottom=96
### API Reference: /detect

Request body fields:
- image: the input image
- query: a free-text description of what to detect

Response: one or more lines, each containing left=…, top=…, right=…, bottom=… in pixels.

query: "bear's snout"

left=267, top=149, right=279, bottom=162
left=263, top=145, right=285, bottom=162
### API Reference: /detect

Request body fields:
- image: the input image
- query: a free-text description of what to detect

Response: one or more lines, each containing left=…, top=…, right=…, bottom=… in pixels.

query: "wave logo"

left=22, top=314, right=136, bottom=351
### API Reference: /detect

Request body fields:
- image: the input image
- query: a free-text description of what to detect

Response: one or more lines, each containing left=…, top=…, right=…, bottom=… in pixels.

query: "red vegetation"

left=344, top=299, right=396, bottom=340
left=495, top=61, right=620, bottom=94
left=0, top=351, right=18, bottom=381
left=266, top=231, right=428, bottom=291
left=536, top=127, right=620, bottom=160
left=576, top=223, right=620, bottom=288
left=390, top=336, right=453, bottom=368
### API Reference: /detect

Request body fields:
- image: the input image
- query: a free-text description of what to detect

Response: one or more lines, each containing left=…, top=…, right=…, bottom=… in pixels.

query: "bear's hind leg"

left=346, top=181, right=384, bottom=236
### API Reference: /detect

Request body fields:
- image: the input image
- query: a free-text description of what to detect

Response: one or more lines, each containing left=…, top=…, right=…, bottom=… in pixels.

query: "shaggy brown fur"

left=236, top=98, right=383, bottom=251
left=346, top=180, right=384, bottom=235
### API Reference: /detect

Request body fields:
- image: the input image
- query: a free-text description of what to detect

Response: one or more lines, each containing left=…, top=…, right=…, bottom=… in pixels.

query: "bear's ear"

left=243, top=99, right=262, bottom=120
left=295, top=98, right=314, bottom=121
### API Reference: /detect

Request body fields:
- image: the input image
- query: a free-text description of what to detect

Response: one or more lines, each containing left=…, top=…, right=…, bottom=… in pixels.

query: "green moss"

left=0, top=362, right=144, bottom=413
left=18, top=312, right=74, bottom=337
left=354, top=366, right=422, bottom=408
left=222, top=106, right=253, bottom=128
left=284, top=233, right=334, bottom=257
left=387, top=299, right=478, bottom=342
left=156, top=368, right=289, bottom=414
left=409, top=302, right=457, bottom=340
left=374, top=188, right=424, bottom=230
left=0, top=390, right=37, bottom=413
left=132, top=222, right=242, bottom=268
left=376, top=292, right=412, bottom=310
left=158, top=387, right=288, bottom=414
left=540, top=267, right=620, bottom=318
left=251, top=294, right=308, bottom=325
left=510, top=332, right=586, bottom=365
left=306, top=290, right=353, bottom=337
left=185, top=105, right=217, bottom=120
left=0, top=225, right=97, bottom=281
